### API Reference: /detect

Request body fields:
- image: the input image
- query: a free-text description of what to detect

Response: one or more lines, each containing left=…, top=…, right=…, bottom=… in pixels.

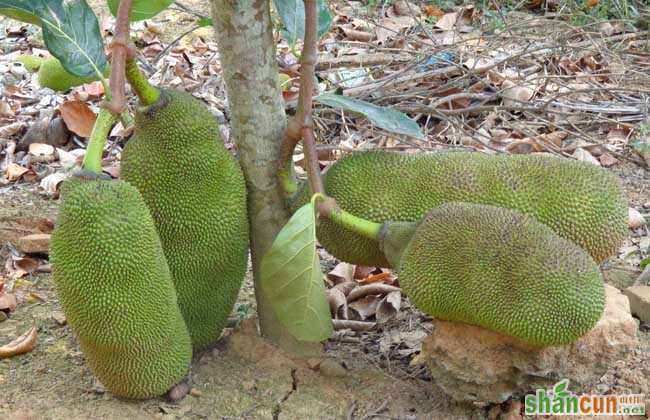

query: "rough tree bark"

left=210, top=0, right=319, bottom=355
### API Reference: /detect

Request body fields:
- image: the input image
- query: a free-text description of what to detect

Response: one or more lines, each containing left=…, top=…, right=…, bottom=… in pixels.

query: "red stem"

left=105, top=0, right=133, bottom=114
left=298, top=0, right=325, bottom=197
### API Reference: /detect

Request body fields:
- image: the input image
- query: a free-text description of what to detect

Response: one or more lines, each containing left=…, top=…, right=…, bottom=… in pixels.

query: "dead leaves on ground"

left=325, top=262, right=401, bottom=328
left=0, top=325, right=37, bottom=359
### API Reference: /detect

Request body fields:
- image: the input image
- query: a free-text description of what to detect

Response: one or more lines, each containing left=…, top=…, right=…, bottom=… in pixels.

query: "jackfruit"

left=50, top=177, right=192, bottom=399
left=392, top=202, right=605, bottom=347
left=121, top=89, right=249, bottom=350
left=14, top=54, right=45, bottom=72
left=297, top=151, right=627, bottom=267
left=37, top=58, right=109, bottom=91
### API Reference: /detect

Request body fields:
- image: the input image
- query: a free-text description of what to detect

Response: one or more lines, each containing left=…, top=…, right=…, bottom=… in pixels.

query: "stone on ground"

left=624, top=285, right=650, bottom=323
left=417, top=285, right=638, bottom=403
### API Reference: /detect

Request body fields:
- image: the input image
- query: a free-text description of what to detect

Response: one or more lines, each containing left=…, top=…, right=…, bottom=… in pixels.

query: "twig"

left=332, top=319, right=376, bottom=331
left=347, top=284, right=401, bottom=302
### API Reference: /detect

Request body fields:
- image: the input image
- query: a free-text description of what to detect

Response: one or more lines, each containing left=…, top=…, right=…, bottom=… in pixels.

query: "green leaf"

left=273, top=0, right=332, bottom=44
left=0, top=0, right=107, bottom=77
left=196, top=17, right=213, bottom=27
left=260, top=200, right=333, bottom=342
left=107, top=0, right=173, bottom=21
left=641, top=255, right=650, bottom=269
left=315, top=93, right=425, bottom=140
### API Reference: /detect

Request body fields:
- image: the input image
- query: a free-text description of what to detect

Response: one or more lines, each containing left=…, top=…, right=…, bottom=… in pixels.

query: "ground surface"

left=1, top=0, right=650, bottom=419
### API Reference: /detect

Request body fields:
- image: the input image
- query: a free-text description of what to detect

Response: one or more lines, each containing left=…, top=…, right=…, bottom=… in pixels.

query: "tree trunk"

left=210, top=0, right=319, bottom=355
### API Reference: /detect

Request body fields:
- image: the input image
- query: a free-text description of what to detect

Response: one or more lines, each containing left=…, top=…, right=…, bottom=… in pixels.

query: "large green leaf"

left=274, top=0, right=332, bottom=44
left=0, top=0, right=107, bottom=77
left=315, top=93, right=425, bottom=140
left=107, top=0, right=173, bottom=21
left=260, top=200, right=333, bottom=342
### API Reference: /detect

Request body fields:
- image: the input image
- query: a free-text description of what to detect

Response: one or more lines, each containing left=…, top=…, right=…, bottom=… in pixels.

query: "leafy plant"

left=0, top=0, right=107, bottom=77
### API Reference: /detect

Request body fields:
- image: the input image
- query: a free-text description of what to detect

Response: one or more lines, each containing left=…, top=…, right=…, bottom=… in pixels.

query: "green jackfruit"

left=50, top=177, right=192, bottom=399
left=121, top=89, right=249, bottom=350
left=393, top=202, right=605, bottom=347
left=297, top=151, right=627, bottom=267
left=14, top=54, right=45, bottom=72
left=37, top=58, right=109, bottom=91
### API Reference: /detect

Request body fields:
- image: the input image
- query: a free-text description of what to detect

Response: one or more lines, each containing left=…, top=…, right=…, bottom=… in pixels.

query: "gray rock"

left=624, top=285, right=650, bottom=323
left=418, top=285, right=638, bottom=403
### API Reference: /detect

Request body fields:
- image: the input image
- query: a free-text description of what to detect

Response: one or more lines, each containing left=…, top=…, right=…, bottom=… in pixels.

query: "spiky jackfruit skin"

left=397, top=202, right=605, bottom=347
left=297, top=151, right=627, bottom=267
left=121, top=89, right=249, bottom=350
left=50, top=178, right=192, bottom=399
left=37, top=58, right=109, bottom=91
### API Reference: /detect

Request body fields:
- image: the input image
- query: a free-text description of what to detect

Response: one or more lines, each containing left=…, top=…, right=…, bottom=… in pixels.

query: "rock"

left=51, top=311, right=67, bottom=326
left=629, top=208, right=647, bottom=229
left=624, top=285, right=650, bottom=323
left=189, top=388, right=202, bottom=397
left=318, top=358, right=348, bottom=378
left=421, top=285, right=638, bottom=403
left=17, top=233, right=50, bottom=254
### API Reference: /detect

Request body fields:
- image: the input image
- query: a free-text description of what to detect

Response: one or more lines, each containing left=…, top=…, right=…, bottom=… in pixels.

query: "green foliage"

left=396, top=202, right=605, bottom=347
left=0, top=0, right=107, bottom=77
left=50, top=178, right=192, bottom=399
left=315, top=94, right=424, bottom=139
left=274, top=0, right=332, bottom=43
left=121, top=89, right=249, bottom=351
left=107, top=0, right=173, bottom=21
left=261, top=199, right=333, bottom=342
left=37, top=57, right=109, bottom=91
left=296, top=151, right=628, bottom=267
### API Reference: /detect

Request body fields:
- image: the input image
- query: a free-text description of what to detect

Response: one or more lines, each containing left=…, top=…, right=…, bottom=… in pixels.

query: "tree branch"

left=105, top=0, right=133, bottom=114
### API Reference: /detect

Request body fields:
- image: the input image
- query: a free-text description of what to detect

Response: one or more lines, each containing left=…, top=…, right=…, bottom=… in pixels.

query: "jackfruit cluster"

left=121, top=89, right=249, bottom=350
left=50, top=177, right=192, bottom=399
left=298, top=151, right=627, bottom=267
left=391, top=202, right=606, bottom=347
left=37, top=57, right=110, bottom=91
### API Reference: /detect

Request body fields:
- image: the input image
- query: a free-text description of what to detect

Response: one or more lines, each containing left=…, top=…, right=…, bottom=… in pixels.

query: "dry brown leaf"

left=333, top=281, right=357, bottom=296
left=434, top=12, right=457, bottom=31
left=599, top=152, right=618, bottom=167
left=5, top=163, right=29, bottom=181
left=0, top=325, right=37, bottom=359
left=349, top=295, right=380, bottom=320
left=358, top=271, right=391, bottom=284
left=327, top=262, right=355, bottom=284
left=0, top=122, right=25, bottom=137
left=58, top=101, right=97, bottom=138
left=340, top=26, right=373, bottom=42
left=326, top=288, right=348, bottom=319
left=606, top=128, right=629, bottom=144
left=0, top=293, right=17, bottom=312
left=375, top=16, right=414, bottom=44
left=353, top=265, right=375, bottom=279
left=347, top=283, right=401, bottom=302
left=573, top=148, right=600, bottom=166
left=28, top=143, right=55, bottom=157
left=423, top=5, right=444, bottom=17
left=376, top=291, right=401, bottom=323
left=501, top=80, right=535, bottom=107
